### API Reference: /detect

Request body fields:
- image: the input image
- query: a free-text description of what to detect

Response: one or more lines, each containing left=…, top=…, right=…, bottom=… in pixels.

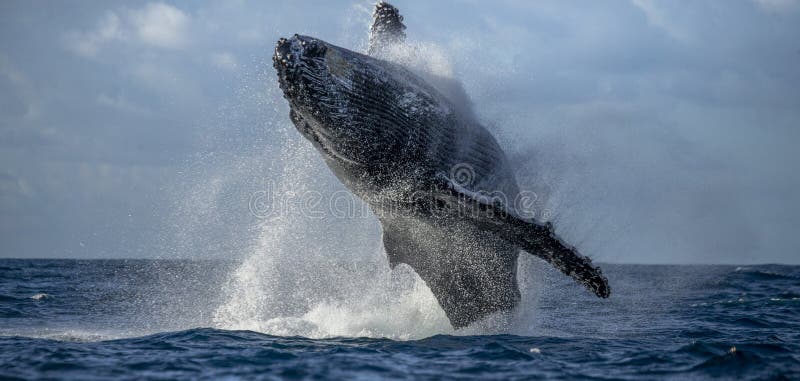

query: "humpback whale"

left=273, top=2, right=609, bottom=328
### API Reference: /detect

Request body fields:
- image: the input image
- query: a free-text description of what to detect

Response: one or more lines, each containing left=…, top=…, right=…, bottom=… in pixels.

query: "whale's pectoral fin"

left=367, top=2, right=406, bottom=56
left=426, top=176, right=611, bottom=298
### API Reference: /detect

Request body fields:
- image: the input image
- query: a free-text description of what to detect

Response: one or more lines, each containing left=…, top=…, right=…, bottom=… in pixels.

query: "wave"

left=1, top=328, right=797, bottom=380
left=0, top=294, right=22, bottom=302
left=732, top=266, right=799, bottom=281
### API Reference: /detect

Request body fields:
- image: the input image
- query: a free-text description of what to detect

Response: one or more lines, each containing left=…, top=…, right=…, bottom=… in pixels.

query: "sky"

left=0, top=0, right=798, bottom=264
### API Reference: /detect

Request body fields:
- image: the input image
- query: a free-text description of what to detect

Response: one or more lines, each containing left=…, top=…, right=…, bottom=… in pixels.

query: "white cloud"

left=130, top=3, right=189, bottom=49
left=96, top=93, right=151, bottom=115
left=131, top=62, right=178, bottom=90
left=63, top=3, right=189, bottom=57
left=0, top=55, right=40, bottom=120
left=63, top=12, right=124, bottom=57
left=210, top=52, right=238, bottom=71
left=754, top=0, right=800, bottom=13
left=630, top=0, right=689, bottom=41
left=5, top=0, right=800, bottom=263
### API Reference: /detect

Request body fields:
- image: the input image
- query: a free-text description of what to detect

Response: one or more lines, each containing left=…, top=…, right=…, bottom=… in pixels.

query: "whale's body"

left=273, top=2, right=609, bottom=328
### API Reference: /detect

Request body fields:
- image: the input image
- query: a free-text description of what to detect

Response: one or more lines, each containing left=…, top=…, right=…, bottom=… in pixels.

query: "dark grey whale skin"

left=272, top=4, right=609, bottom=328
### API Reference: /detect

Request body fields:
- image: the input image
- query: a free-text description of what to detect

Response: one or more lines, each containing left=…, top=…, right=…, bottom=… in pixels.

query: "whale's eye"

left=325, top=48, right=352, bottom=79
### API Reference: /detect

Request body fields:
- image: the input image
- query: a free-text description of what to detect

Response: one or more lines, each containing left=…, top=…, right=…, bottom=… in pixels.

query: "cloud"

left=3, top=1, right=800, bottom=263
left=63, top=12, right=124, bottom=57
left=630, top=0, right=688, bottom=41
left=63, top=2, right=189, bottom=57
left=96, top=93, right=151, bottom=115
left=754, top=0, right=800, bottom=12
left=130, top=3, right=189, bottom=49
left=210, top=52, right=238, bottom=71
left=0, top=55, right=40, bottom=120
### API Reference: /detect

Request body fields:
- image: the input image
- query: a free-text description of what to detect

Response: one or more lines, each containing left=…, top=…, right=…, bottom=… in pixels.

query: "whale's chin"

left=306, top=128, right=363, bottom=167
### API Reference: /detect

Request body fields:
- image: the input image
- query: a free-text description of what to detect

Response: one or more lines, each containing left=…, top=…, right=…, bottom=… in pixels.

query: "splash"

left=207, top=124, right=545, bottom=340
left=202, top=10, right=547, bottom=340
left=210, top=136, right=453, bottom=340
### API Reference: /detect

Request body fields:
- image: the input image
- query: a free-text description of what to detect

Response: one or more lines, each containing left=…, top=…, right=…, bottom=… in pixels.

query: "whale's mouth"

left=273, top=35, right=326, bottom=82
left=273, top=36, right=299, bottom=70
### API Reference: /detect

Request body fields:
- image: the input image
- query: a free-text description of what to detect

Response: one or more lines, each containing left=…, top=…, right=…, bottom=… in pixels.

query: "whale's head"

left=273, top=34, right=382, bottom=166
left=273, top=35, right=336, bottom=108
left=273, top=35, right=432, bottom=168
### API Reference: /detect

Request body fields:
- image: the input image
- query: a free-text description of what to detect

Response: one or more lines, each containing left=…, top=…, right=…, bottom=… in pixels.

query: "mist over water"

left=207, top=136, right=450, bottom=339
left=193, top=118, right=548, bottom=339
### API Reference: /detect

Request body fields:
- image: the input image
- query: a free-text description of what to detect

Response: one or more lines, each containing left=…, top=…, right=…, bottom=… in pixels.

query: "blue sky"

left=1, top=0, right=798, bottom=263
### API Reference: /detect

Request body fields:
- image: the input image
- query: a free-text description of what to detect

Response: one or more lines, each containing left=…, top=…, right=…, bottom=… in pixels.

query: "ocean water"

left=0, top=259, right=798, bottom=380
